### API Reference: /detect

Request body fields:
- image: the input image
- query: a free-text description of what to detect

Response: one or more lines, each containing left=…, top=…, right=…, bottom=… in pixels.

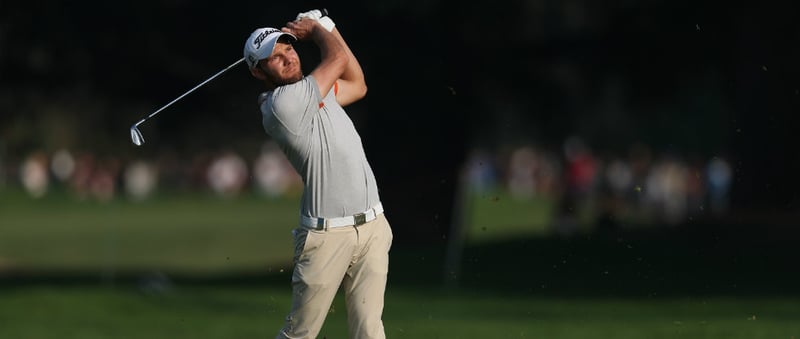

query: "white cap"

left=243, top=28, right=297, bottom=70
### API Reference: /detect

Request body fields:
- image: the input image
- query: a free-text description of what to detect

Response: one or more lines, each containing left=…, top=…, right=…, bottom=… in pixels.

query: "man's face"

left=258, top=40, right=302, bottom=86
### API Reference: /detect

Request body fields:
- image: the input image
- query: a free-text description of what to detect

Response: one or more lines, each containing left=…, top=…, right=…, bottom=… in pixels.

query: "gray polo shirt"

left=260, top=75, right=380, bottom=219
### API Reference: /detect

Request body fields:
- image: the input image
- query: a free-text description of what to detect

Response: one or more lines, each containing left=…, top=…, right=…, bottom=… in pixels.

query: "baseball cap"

left=243, top=28, right=297, bottom=70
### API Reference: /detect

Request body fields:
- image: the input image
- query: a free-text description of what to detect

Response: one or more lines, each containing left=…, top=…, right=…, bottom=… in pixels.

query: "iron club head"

left=130, top=124, right=145, bottom=146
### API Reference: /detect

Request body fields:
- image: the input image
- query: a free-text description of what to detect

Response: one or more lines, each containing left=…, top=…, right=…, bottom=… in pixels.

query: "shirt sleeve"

left=266, top=76, right=323, bottom=135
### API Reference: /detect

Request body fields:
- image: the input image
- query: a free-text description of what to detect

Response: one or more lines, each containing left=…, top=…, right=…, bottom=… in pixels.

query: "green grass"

left=465, top=190, right=556, bottom=242
left=0, top=190, right=300, bottom=272
left=0, top=286, right=797, bottom=339
left=0, top=188, right=555, bottom=272
left=2, top=189, right=799, bottom=338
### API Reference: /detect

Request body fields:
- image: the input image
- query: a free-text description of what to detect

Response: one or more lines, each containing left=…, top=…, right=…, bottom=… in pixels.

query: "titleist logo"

left=253, top=29, right=280, bottom=49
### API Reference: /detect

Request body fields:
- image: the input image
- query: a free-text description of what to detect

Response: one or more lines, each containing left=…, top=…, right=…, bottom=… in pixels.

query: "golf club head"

left=130, top=125, right=145, bottom=146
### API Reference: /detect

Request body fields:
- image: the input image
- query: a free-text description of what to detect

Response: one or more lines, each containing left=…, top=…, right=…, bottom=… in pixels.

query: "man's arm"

left=282, top=19, right=347, bottom=101
left=329, top=27, right=367, bottom=107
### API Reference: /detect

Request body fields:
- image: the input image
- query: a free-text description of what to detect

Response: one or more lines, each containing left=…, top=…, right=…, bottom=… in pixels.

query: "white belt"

left=300, top=202, right=384, bottom=230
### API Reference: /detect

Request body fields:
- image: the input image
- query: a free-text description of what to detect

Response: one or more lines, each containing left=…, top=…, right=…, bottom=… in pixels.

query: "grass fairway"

left=465, top=190, right=556, bottom=241
left=0, top=189, right=553, bottom=272
left=0, top=191, right=300, bottom=272
left=2, top=189, right=799, bottom=338
left=0, top=286, right=798, bottom=339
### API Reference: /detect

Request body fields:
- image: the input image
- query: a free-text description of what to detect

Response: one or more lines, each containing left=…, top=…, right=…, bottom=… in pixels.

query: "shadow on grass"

left=449, top=219, right=800, bottom=298
left=3, top=220, right=799, bottom=299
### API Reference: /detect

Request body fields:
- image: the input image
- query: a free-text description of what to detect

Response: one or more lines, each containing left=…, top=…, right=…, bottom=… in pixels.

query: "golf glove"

left=296, top=9, right=335, bottom=32
left=296, top=9, right=323, bottom=20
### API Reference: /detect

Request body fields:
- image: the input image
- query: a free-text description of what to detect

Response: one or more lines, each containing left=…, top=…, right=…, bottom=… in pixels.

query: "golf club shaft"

left=134, top=57, right=245, bottom=126
left=133, top=9, right=330, bottom=128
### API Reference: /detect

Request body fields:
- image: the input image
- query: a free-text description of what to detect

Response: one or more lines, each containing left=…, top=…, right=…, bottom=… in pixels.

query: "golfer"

left=244, top=10, right=392, bottom=339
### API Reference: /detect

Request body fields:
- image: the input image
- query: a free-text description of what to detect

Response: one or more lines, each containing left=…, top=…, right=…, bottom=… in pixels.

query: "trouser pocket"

left=292, top=227, right=324, bottom=264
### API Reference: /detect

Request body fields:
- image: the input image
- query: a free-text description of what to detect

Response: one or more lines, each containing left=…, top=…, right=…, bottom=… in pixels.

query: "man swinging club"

left=244, top=9, right=393, bottom=339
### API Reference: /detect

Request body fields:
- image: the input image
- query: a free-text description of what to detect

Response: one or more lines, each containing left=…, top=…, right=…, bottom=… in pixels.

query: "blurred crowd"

left=3, top=136, right=733, bottom=234
left=2, top=141, right=303, bottom=202
left=463, top=136, right=733, bottom=233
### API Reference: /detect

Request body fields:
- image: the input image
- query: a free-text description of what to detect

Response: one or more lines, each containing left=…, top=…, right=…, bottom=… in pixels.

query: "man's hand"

left=283, top=15, right=348, bottom=100
left=281, top=18, right=319, bottom=41
left=295, top=9, right=335, bottom=32
left=285, top=9, right=364, bottom=106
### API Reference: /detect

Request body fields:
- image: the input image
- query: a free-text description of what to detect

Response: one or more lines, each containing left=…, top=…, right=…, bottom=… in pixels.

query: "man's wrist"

left=318, top=16, right=335, bottom=32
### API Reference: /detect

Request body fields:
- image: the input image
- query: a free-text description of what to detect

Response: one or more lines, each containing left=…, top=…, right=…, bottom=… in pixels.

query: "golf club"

left=129, top=8, right=328, bottom=146
left=129, top=57, right=245, bottom=146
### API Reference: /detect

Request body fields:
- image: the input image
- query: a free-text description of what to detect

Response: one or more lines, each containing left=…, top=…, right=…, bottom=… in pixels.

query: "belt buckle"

left=354, top=213, right=367, bottom=226
left=315, top=218, right=326, bottom=231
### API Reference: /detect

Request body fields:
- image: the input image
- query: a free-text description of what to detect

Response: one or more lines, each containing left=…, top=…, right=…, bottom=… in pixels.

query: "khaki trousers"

left=276, top=213, right=393, bottom=339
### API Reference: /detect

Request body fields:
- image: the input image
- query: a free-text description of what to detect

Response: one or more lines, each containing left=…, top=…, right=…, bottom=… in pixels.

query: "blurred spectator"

left=460, top=140, right=738, bottom=233
left=50, top=149, right=75, bottom=183
left=464, top=148, right=497, bottom=195
left=253, top=142, right=300, bottom=197
left=68, top=153, right=120, bottom=202
left=593, top=157, right=633, bottom=233
left=685, top=156, right=707, bottom=217
left=707, top=156, right=732, bottom=216
left=564, top=136, right=598, bottom=197
left=605, top=158, right=633, bottom=197
left=507, top=146, right=538, bottom=199
left=207, top=151, right=248, bottom=198
left=90, top=158, right=120, bottom=202
left=644, top=156, right=688, bottom=225
left=626, top=143, right=653, bottom=216
left=20, top=151, right=49, bottom=198
left=534, top=151, right=562, bottom=199
left=70, top=152, right=94, bottom=199
left=554, top=136, right=598, bottom=236
left=124, top=160, right=158, bottom=201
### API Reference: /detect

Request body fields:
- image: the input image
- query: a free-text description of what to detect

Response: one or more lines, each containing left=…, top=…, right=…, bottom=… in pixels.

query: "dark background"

left=2, top=0, right=799, bottom=251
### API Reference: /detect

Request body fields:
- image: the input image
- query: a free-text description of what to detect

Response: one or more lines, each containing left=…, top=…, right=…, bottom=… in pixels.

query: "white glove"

left=296, top=9, right=324, bottom=21
left=296, top=9, right=335, bottom=32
